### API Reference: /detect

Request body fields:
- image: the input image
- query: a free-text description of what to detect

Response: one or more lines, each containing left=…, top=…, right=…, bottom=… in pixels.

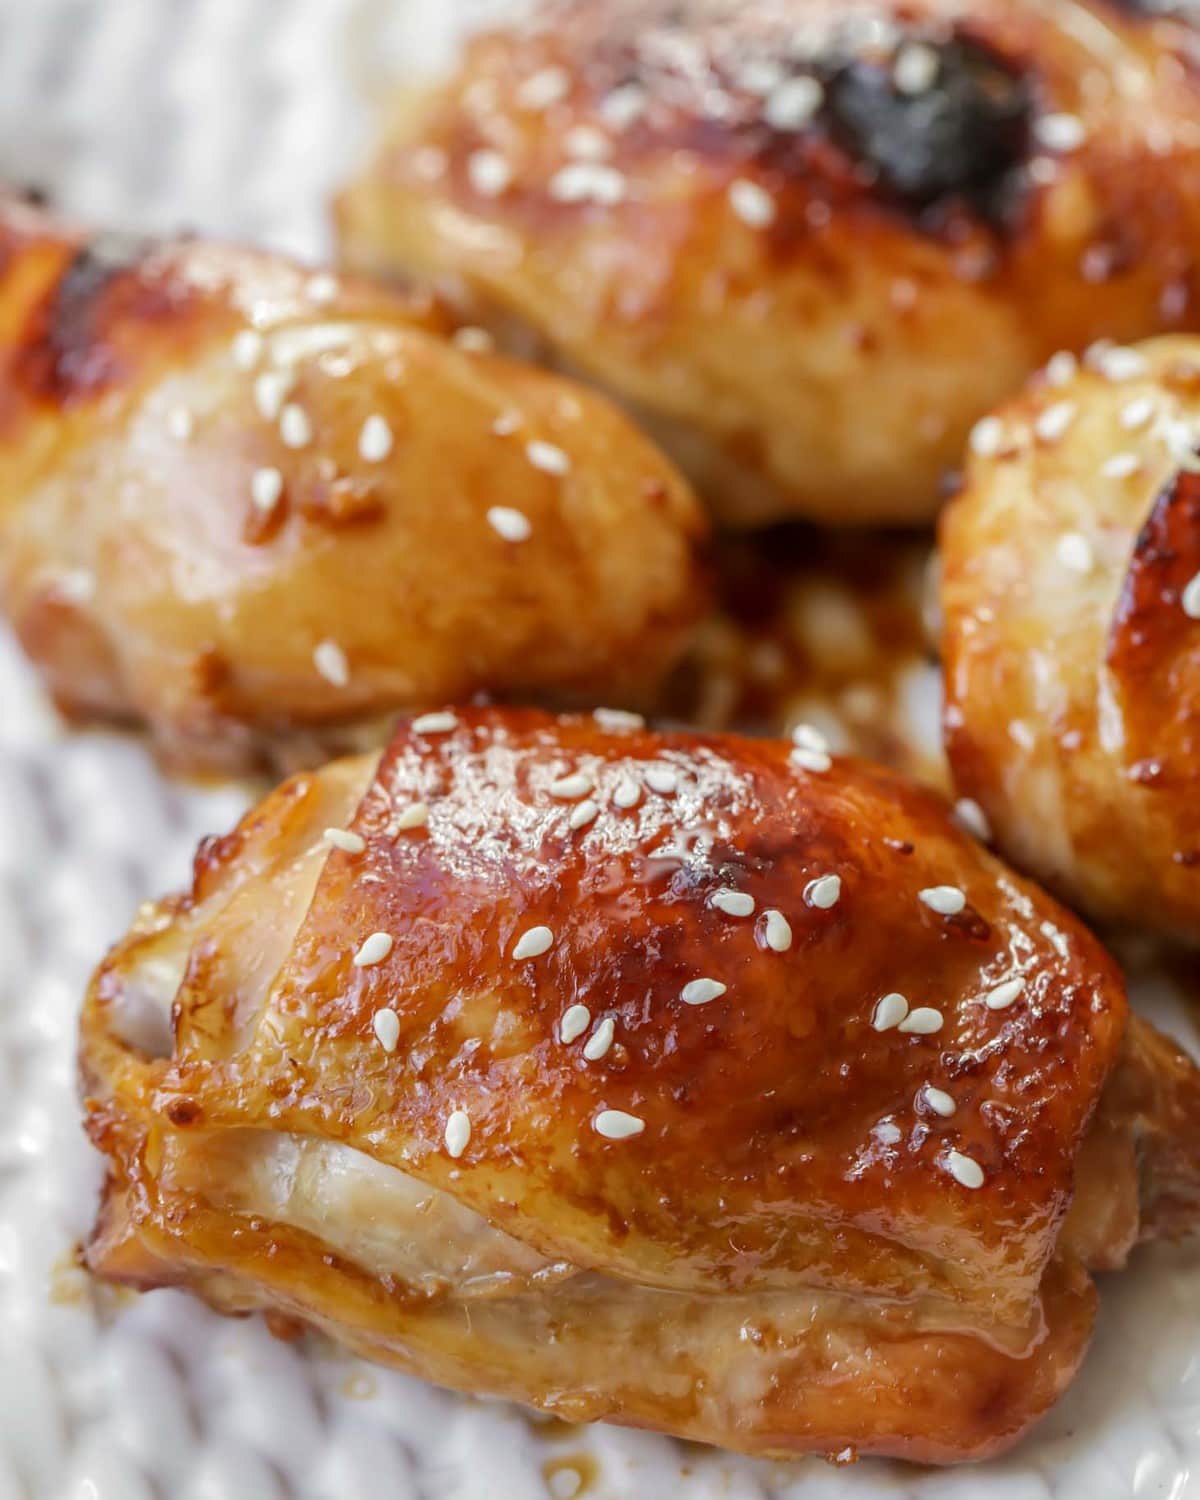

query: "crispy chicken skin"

left=0, top=196, right=707, bottom=772
left=941, top=335, right=1200, bottom=940
left=81, top=707, right=1200, bottom=1464
left=336, top=0, right=1200, bottom=527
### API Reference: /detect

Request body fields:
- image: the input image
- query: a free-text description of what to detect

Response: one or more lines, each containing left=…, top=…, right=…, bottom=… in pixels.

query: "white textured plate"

left=2, top=3, right=1200, bottom=1497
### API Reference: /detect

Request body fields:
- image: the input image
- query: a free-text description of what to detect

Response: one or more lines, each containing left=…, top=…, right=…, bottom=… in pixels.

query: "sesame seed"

left=594, top=707, right=645, bottom=731
left=512, top=925, right=554, bottom=960
left=373, top=1008, right=400, bottom=1052
left=467, top=149, right=513, bottom=197
left=55, top=569, right=95, bottom=603
left=791, top=722, right=831, bottom=753
left=1035, top=112, right=1087, bottom=153
left=1045, top=350, right=1077, bottom=386
left=600, top=81, right=647, bottom=130
left=764, top=74, right=823, bottom=130
left=324, top=827, right=366, bottom=854
left=492, top=409, right=522, bottom=436
left=711, top=889, right=755, bottom=918
left=1102, top=452, right=1141, bottom=479
left=875, top=1121, right=902, bottom=1146
left=945, top=1150, right=985, bottom=1189
left=394, top=801, right=429, bottom=831
left=444, top=1109, right=471, bottom=1158
left=985, top=978, right=1024, bottom=1011
left=681, top=977, right=727, bottom=1006
left=729, top=178, right=776, bottom=228
left=569, top=799, right=600, bottom=830
left=953, top=798, right=991, bottom=843
left=359, top=414, right=393, bottom=462
left=411, top=711, right=459, bottom=734
left=922, top=1085, right=956, bottom=1117
left=167, top=406, right=193, bottom=441
left=583, top=1017, right=615, bottom=1061
left=893, top=43, right=939, bottom=95
left=250, top=466, right=284, bottom=514
left=307, top=272, right=338, bottom=304
left=232, top=329, right=264, bottom=369
left=1182, top=572, right=1200, bottom=619
left=612, top=775, right=641, bottom=809
left=254, top=370, right=293, bottom=421
left=644, top=765, right=678, bottom=795
left=1056, top=532, right=1094, bottom=574
left=762, top=909, right=792, bottom=952
left=1121, top=396, right=1155, bottom=431
left=549, top=773, right=592, bottom=800
left=353, top=931, right=394, bottom=967
left=1095, top=346, right=1149, bottom=382
left=790, top=746, right=832, bottom=773
left=564, top=125, right=611, bottom=160
left=487, top=505, right=532, bottom=543
left=1035, top=401, right=1076, bottom=443
left=560, top=1003, right=591, bottom=1043
left=969, top=415, right=1005, bottom=458
left=898, top=1006, right=944, bottom=1035
left=280, top=403, right=312, bottom=449
left=594, top=1109, right=644, bottom=1140
left=517, top=65, right=570, bottom=110
left=805, top=874, right=842, bottom=910
left=527, top=439, right=571, bottom=475
left=872, top=992, right=909, bottom=1031
left=313, top=639, right=350, bottom=687
left=919, top=885, right=966, bottom=916
left=548, top=162, right=627, bottom=205
left=453, top=326, right=494, bottom=354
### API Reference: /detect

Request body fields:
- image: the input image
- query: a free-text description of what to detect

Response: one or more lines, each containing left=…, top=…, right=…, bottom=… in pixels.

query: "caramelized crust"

left=337, top=0, right=1200, bottom=526
left=80, top=708, right=1200, bottom=1463
left=941, top=335, right=1200, bottom=938
left=0, top=196, right=707, bottom=771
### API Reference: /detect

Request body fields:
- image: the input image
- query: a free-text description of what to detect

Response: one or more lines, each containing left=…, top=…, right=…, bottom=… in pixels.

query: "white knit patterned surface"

left=1, top=2, right=1200, bottom=1497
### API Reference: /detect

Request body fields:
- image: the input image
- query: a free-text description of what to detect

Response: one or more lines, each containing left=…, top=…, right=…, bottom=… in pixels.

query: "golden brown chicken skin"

left=941, top=335, right=1200, bottom=940
left=336, top=0, right=1200, bottom=527
left=80, top=707, right=1200, bottom=1464
left=0, top=196, right=707, bottom=772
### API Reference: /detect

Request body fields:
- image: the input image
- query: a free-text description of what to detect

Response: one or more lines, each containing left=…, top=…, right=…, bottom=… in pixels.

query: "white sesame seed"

left=167, top=406, right=193, bottom=441
left=1102, top=452, right=1141, bottom=479
left=232, top=328, right=264, bottom=370
left=324, top=827, right=366, bottom=854
left=564, top=125, right=612, bottom=160
left=790, top=746, right=832, bottom=773
left=549, top=773, right=592, bottom=799
left=412, top=711, right=459, bottom=734
left=729, top=178, right=776, bottom=228
left=487, top=505, right=532, bottom=543
left=612, top=775, right=641, bottom=809
left=985, top=978, right=1024, bottom=1011
left=394, top=801, right=429, bottom=831
left=1182, top=572, right=1200, bottom=619
left=1035, top=401, right=1076, bottom=443
left=945, top=1150, right=985, bottom=1189
left=373, top=1008, right=400, bottom=1052
left=313, top=639, right=350, bottom=687
left=681, top=977, right=727, bottom=1006
left=919, top=885, right=966, bottom=916
left=872, top=992, right=909, bottom=1031
left=307, top=272, right=338, bottom=304
left=953, top=798, right=992, bottom=843
left=527, top=439, right=571, bottom=475
left=445, top=1109, right=471, bottom=1158
left=453, top=326, right=494, bottom=354
left=594, top=707, right=645, bottom=731
left=898, top=1006, right=944, bottom=1035
left=517, top=65, right=570, bottom=110
left=791, top=722, right=831, bottom=753
left=548, top=162, right=627, bottom=205
left=762, top=909, right=792, bottom=952
left=254, top=369, right=293, bottom=421
left=280, top=403, right=312, bottom=449
left=358, top=413, right=393, bottom=462
left=1035, top=112, right=1087, bottom=153
left=353, top=931, right=394, bottom=967
left=1095, top=346, right=1149, bottom=382
left=594, top=1109, right=644, bottom=1140
left=805, top=874, right=842, bottom=910
left=893, top=43, right=939, bottom=95
left=512, top=925, right=554, bottom=960
left=568, top=799, right=600, bottom=830
left=923, top=1085, right=956, bottom=1117
left=875, top=1121, right=902, bottom=1146
left=1121, top=396, right=1155, bottom=431
left=644, top=765, right=678, bottom=795
left=468, top=149, right=513, bottom=197
left=969, top=415, right=1005, bottom=458
left=560, top=1004, right=591, bottom=1043
left=711, top=889, right=755, bottom=918
left=583, top=1017, right=615, bottom=1061
left=1045, top=350, right=1077, bottom=387
left=54, top=569, right=95, bottom=603
left=1056, top=532, right=1094, bottom=574
left=600, top=81, right=647, bottom=130
left=764, top=74, right=823, bottom=130
left=251, top=466, right=284, bottom=514
left=492, top=409, right=522, bottom=437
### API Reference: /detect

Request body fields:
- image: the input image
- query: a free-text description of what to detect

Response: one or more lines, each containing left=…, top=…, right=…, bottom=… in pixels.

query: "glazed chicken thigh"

left=0, top=196, right=706, bottom=771
left=82, top=708, right=1200, bottom=1464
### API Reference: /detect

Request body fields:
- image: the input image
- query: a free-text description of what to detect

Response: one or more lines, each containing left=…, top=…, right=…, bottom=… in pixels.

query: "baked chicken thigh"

left=338, top=0, right=1200, bottom=526
left=0, top=196, right=706, bottom=771
left=81, top=708, right=1200, bottom=1464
